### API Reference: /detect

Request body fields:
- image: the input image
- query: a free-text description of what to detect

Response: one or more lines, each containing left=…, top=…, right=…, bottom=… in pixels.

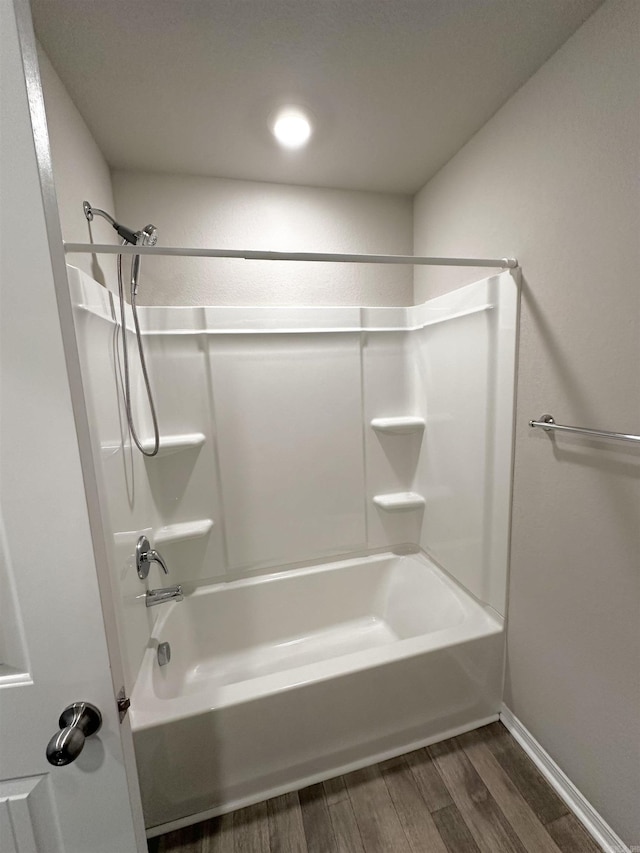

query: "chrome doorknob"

left=46, top=701, right=102, bottom=766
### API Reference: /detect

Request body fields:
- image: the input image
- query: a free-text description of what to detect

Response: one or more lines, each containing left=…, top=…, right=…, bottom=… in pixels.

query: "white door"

left=0, top=2, right=143, bottom=850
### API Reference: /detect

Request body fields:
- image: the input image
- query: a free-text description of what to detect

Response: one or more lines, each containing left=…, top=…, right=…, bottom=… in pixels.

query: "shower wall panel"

left=142, top=334, right=226, bottom=586
left=412, top=275, right=518, bottom=615
left=70, top=272, right=156, bottom=693
left=413, top=312, right=491, bottom=599
left=363, top=331, right=425, bottom=548
left=209, top=334, right=367, bottom=572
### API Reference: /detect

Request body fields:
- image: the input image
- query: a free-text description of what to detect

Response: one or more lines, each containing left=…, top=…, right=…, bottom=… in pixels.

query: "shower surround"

left=68, top=264, right=518, bottom=832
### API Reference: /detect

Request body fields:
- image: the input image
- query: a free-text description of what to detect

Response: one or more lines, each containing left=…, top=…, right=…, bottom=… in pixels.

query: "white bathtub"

left=131, top=551, right=504, bottom=834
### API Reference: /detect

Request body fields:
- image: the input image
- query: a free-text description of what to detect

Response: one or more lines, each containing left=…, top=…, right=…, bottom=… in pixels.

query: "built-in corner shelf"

left=141, top=432, right=206, bottom=457
left=370, top=417, right=425, bottom=435
left=154, top=519, right=214, bottom=545
left=0, top=665, right=30, bottom=687
left=373, top=492, right=425, bottom=512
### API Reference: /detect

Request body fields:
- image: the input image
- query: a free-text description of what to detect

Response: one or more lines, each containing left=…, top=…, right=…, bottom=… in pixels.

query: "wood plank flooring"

left=147, top=722, right=603, bottom=853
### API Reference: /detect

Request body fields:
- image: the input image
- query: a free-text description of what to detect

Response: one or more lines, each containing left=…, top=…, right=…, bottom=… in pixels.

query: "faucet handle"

left=148, top=548, right=169, bottom=574
left=136, top=536, right=169, bottom=579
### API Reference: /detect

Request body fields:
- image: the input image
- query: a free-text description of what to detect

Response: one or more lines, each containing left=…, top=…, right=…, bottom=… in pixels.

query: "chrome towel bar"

left=529, top=414, right=640, bottom=444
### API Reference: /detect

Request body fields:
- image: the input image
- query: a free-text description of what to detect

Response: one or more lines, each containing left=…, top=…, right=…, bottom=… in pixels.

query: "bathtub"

left=131, top=551, right=504, bottom=834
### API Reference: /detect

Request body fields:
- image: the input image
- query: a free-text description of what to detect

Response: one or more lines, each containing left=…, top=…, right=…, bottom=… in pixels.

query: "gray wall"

left=37, top=45, right=119, bottom=290
left=112, top=171, right=413, bottom=306
left=413, top=0, right=640, bottom=843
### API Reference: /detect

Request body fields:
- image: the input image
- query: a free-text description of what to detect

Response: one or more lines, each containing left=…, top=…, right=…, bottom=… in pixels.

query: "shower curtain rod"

left=64, top=242, right=518, bottom=269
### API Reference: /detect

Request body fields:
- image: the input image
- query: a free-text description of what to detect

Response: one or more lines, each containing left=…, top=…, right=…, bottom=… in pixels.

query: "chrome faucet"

left=145, top=585, right=183, bottom=608
left=135, top=535, right=184, bottom=607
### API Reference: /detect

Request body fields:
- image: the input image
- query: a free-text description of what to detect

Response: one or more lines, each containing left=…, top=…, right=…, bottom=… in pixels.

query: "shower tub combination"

left=132, top=550, right=503, bottom=833
left=67, top=251, right=518, bottom=835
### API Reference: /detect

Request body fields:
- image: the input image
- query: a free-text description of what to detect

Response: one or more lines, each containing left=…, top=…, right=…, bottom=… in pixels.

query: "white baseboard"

left=500, top=705, right=628, bottom=853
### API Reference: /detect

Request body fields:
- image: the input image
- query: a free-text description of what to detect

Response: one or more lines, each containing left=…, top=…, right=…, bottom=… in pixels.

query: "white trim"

left=146, top=713, right=500, bottom=838
left=500, top=705, right=629, bottom=853
left=68, top=263, right=497, bottom=336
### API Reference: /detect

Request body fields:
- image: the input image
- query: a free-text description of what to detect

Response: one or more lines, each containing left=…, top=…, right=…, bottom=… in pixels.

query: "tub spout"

left=145, top=585, right=183, bottom=607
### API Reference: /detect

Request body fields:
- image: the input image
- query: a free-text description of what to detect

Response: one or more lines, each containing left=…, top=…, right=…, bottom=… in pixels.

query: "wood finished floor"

left=147, top=721, right=603, bottom=853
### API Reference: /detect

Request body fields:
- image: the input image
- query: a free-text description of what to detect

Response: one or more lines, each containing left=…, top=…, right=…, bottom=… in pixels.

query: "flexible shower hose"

left=117, top=250, right=160, bottom=457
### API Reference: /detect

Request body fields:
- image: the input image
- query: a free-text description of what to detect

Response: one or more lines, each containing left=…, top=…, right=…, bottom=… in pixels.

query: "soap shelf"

left=154, top=519, right=214, bottom=545
left=141, top=432, right=206, bottom=457
left=373, top=492, right=425, bottom=511
left=371, top=417, right=425, bottom=435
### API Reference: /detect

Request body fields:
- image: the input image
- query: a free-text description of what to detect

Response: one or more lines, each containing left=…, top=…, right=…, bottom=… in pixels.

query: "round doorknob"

left=46, top=701, right=102, bottom=766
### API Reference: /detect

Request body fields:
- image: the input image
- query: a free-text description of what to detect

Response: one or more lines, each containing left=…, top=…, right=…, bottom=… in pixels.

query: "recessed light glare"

left=272, top=108, right=312, bottom=149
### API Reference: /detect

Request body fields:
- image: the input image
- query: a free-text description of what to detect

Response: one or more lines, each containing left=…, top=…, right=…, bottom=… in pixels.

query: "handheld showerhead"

left=138, top=224, right=158, bottom=247
left=130, top=226, right=158, bottom=293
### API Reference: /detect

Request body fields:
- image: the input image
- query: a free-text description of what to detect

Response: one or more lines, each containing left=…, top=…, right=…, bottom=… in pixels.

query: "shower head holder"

left=82, top=200, right=143, bottom=245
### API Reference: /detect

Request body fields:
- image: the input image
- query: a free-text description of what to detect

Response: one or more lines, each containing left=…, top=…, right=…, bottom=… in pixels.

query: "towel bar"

left=529, top=414, right=640, bottom=444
